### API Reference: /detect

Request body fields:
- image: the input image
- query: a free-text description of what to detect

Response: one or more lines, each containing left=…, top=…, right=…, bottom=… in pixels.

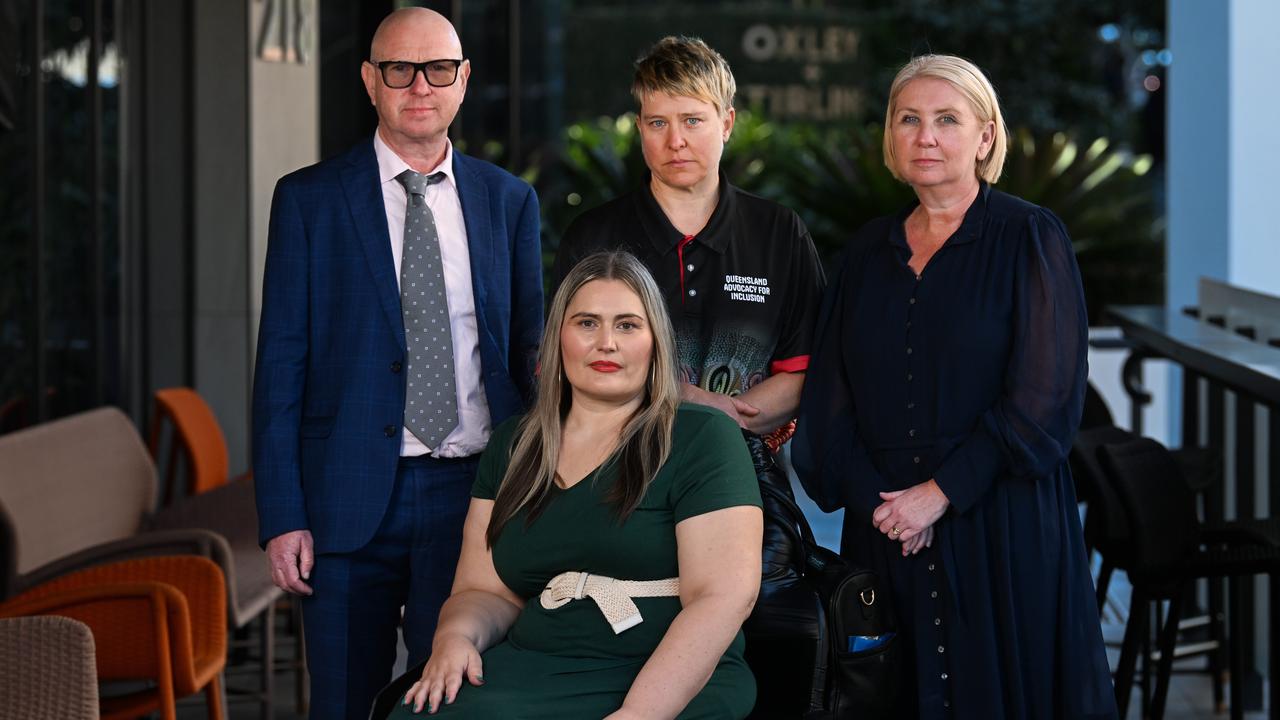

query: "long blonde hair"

left=486, top=251, right=682, bottom=546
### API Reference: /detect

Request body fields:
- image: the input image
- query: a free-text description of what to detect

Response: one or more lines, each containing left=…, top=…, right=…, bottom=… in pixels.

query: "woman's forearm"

left=613, top=592, right=755, bottom=719
left=736, top=371, right=804, bottom=435
left=432, top=589, right=522, bottom=653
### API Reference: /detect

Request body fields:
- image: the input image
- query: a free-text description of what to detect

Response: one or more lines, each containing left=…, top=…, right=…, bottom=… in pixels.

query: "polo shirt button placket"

left=675, top=234, right=697, bottom=310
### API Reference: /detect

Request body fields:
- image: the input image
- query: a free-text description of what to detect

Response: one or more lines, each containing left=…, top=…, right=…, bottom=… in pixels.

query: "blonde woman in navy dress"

left=794, top=55, right=1117, bottom=718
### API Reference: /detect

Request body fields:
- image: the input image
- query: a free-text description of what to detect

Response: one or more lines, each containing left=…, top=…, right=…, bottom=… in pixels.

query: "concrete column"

left=180, top=0, right=317, bottom=475
left=248, top=0, right=320, bottom=373
left=1167, top=0, right=1229, bottom=313
left=1169, top=0, right=1280, bottom=307
left=1226, top=1, right=1280, bottom=292
left=192, top=0, right=250, bottom=474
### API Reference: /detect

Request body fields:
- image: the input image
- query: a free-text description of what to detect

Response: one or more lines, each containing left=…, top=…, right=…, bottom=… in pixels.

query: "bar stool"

left=1099, top=436, right=1280, bottom=720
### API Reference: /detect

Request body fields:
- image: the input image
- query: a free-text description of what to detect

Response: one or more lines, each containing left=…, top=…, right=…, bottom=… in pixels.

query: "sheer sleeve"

left=793, top=240, right=893, bottom=519
left=932, top=208, right=1088, bottom=514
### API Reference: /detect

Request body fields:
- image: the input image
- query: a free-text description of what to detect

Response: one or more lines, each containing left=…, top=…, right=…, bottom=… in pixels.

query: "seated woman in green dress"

left=393, top=250, right=764, bottom=719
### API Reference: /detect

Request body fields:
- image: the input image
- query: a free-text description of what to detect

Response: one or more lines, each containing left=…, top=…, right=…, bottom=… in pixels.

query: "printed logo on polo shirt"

left=723, top=274, right=770, bottom=304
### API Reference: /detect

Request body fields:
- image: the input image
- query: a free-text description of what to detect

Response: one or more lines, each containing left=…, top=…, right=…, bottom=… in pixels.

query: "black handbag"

left=742, top=433, right=901, bottom=719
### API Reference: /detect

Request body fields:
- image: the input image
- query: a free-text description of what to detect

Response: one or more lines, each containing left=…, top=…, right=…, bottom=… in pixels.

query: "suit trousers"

left=301, top=453, right=479, bottom=720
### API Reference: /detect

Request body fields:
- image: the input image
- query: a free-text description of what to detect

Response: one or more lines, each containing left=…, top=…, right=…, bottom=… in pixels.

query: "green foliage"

left=541, top=114, right=645, bottom=244
left=1000, top=128, right=1163, bottom=323
left=541, top=111, right=1162, bottom=323
left=726, top=119, right=915, bottom=260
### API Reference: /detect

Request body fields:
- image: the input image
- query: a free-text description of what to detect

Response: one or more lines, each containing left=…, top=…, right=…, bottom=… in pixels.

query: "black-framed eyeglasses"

left=369, top=59, right=464, bottom=89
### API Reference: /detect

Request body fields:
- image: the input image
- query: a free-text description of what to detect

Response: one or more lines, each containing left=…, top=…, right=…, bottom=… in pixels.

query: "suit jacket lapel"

left=340, top=141, right=406, bottom=351
left=453, top=153, right=492, bottom=314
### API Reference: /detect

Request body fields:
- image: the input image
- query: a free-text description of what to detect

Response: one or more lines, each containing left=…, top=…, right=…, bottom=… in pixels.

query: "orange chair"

left=145, top=387, right=301, bottom=718
left=149, top=388, right=236, bottom=503
left=0, top=555, right=227, bottom=720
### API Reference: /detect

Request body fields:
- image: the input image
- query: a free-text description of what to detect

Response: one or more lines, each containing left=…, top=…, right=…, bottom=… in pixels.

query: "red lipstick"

left=589, top=361, right=622, bottom=373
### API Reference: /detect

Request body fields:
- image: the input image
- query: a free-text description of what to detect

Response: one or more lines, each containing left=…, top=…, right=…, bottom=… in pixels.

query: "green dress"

left=389, top=404, right=761, bottom=719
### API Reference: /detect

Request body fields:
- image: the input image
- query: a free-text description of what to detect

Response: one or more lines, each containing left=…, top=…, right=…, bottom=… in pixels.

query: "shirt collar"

left=636, top=170, right=735, bottom=255
left=373, top=128, right=456, bottom=188
left=890, top=180, right=991, bottom=250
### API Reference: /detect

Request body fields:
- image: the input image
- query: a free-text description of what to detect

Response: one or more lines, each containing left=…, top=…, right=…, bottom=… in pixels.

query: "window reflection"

left=0, top=3, right=35, bottom=433
left=0, top=0, right=122, bottom=434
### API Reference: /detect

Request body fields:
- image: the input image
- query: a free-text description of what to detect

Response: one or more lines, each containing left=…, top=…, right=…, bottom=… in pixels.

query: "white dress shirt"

left=374, top=130, right=490, bottom=457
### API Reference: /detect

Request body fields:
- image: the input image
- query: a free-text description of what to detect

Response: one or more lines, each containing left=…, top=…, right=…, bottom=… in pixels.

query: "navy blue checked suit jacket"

left=252, top=138, right=543, bottom=554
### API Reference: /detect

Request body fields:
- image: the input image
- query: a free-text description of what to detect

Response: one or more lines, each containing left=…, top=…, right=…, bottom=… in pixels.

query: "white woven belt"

left=539, top=571, right=680, bottom=634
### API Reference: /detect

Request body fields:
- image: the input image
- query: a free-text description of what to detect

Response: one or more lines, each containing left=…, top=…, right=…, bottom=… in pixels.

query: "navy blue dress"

left=793, top=184, right=1117, bottom=718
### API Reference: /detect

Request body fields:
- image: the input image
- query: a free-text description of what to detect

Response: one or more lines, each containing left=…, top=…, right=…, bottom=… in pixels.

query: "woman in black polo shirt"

left=555, top=36, right=823, bottom=450
left=554, top=35, right=825, bottom=716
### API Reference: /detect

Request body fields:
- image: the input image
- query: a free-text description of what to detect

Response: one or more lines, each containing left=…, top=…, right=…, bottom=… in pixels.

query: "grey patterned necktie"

left=396, top=169, right=457, bottom=450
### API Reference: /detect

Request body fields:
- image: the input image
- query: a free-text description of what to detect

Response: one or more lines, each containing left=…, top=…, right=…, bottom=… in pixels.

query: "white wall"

left=1226, top=0, right=1280, bottom=296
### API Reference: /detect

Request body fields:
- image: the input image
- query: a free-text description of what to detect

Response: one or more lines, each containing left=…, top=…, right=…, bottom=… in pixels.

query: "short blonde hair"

left=882, top=54, right=1009, bottom=184
left=632, top=36, right=736, bottom=117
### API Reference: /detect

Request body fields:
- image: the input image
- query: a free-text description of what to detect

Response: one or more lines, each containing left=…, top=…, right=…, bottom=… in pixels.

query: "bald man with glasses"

left=253, top=8, right=542, bottom=718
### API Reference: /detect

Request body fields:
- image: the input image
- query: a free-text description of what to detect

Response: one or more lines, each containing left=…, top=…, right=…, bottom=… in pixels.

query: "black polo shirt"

left=555, top=174, right=824, bottom=402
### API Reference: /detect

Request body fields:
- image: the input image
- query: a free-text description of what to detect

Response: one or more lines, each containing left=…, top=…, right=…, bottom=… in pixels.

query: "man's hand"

left=266, top=529, right=315, bottom=595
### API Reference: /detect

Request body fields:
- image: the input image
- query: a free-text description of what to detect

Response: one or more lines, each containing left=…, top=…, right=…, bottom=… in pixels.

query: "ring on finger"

left=890, top=526, right=902, bottom=536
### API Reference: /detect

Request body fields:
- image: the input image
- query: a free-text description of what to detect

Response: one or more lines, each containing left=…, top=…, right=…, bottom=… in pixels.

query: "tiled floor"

left=179, top=474, right=1267, bottom=719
